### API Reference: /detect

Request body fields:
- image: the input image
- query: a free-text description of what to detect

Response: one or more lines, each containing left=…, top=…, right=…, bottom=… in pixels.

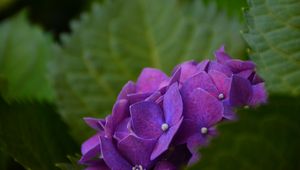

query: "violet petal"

left=80, top=134, right=101, bottom=164
left=208, top=70, right=231, bottom=97
left=114, top=118, right=131, bottom=141
left=127, top=92, right=151, bottom=104
left=197, top=59, right=210, bottom=71
left=84, top=117, right=105, bottom=131
left=169, top=67, right=181, bottom=85
left=154, top=161, right=177, bottom=170
left=226, top=60, right=256, bottom=73
left=249, top=83, right=267, bottom=106
left=130, top=101, right=164, bottom=139
left=237, top=69, right=253, bottom=80
left=85, top=160, right=109, bottom=170
left=117, top=81, right=136, bottom=100
left=118, top=135, right=156, bottom=168
left=208, top=61, right=232, bottom=77
left=176, top=60, right=198, bottom=83
left=136, top=68, right=168, bottom=93
left=163, top=83, right=183, bottom=125
left=181, top=71, right=219, bottom=99
left=151, top=118, right=183, bottom=160
left=187, top=133, right=207, bottom=151
left=105, top=99, right=129, bottom=138
left=214, top=45, right=231, bottom=64
left=229, top=75, right=253, bottom=106
left=183, top=88, right=223, bottom=126
left=100, top=136, right=132, bottom=169
left=174, top=119, right=199, bottom=145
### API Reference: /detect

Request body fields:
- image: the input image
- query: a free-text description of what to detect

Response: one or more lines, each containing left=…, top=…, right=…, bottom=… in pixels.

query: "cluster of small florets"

left=79, top=46, right=267, bottom=170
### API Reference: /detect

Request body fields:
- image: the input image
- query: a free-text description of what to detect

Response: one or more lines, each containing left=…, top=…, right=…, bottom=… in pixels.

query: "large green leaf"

left=52, top=0, right=245, bottom=142
left=0, top=12, right=55, bottom=101
left=189, top=95, right=300, bottom=170
left=0, top=151, right=10, bottom=170
left=56, top=155, right=83, bottom=170
left=0, top=151, right=25, bottom=170
left=202, top=0, right=247, bottom=18
left=0, top=98, right=78, bottom=170
left=243, top=0, right=300, bottom=95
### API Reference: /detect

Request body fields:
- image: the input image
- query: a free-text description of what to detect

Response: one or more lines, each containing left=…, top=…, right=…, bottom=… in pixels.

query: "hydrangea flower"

left=79, top=46, right=267, bottom=169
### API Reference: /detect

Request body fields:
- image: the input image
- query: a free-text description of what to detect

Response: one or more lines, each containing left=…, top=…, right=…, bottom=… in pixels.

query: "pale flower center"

left=132, top=165, right=145, bottom=170
left=201, top=127, right=208, bottom=134
left=218, top=93, right=225, bottom=100
left=161, top=123, right=169, bottom=132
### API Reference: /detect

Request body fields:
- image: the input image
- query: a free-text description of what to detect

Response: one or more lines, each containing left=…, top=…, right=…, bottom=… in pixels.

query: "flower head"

left=80, top=46, right=267, bottom=169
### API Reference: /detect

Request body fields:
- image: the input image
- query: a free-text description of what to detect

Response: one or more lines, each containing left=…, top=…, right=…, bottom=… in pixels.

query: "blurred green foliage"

left=0, top=11, right=54, bottom=101
left=0, top=0, right=14, bottom=10
left=0, top=97, right=78, bottom=170
left=243, top=0, right=300, bottom=95
left=0, top=0, right=299, bottom=169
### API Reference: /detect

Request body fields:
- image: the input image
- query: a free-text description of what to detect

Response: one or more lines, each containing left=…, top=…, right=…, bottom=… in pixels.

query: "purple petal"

left=117, top=81, right=136, bottom=100
left=154, top=161, right=177, bottom=170
left=118, top=135, right=156, bottom=168
left=187, top=133, right=207, bottom=151
left=214, top=45, right=231, bottom=64
left=85, top=160, right=109, bottom=170
left=145, top=91, right=162, bottom=102
left=127, top=92, right=151, bottom=104
left=130, top=101, right=164, bottom=139
left=163, top=83, right=183, bottom=125
left=181, top=71, right=219, bottom=99
left=84, top=117, right=105, bottom=131
left=222, top=102, right=237, bottom=120
left=175, top=60, right=199, bottom=83
left=226, top=60, right=256, bottom=73
left=169, top=67, right=181, bottom=85
left=155, top=96, right=164, bottom=107
left=188, top=151, right=200, bottom=166
left=208, top=70, right=231, bottom=98
left=249, top=83, right=267, bottom=106
left=183, top=88, right=223, bottom=126
left=136, top=68, right=168, bottom=93
left=229, top=75, right=253, bottom=106
left=208, top=61, right=232, bottom=77
left=197, top=59, right=210, bottom=71
left=105, top=99, right=129, bottom=138
left=100, top=136, right=132, bottom=169
left=174, top=119, right=199, bottom=145
left=151, top=118, right=183, bottom=160
left=80, top=134, right=101, bottom=164
left=252, top=73, right=264, bottom=84
left=237, top=69, right=253, bottom=80
left=114, top=118, right=131, bottom=141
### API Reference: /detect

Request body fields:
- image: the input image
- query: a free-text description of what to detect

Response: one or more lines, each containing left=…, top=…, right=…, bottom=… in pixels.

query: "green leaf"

left=202, top=0, right=247, bottom=19
left=189, top=95, right=300, bottom=170
left=53, top=0, right=246, bottom=142
left=56, top=155, right=83, bottom=170
left=0, top=98, right=78, bottom=170
left=0, top=151, right=10, bottom=170
left=0, top=151, right=25, bottom=170
left=0, top=11, right=55, bottom=101
left=0, top=0, right=14, bottom=10
left=243, top=0, right=300, bottom=95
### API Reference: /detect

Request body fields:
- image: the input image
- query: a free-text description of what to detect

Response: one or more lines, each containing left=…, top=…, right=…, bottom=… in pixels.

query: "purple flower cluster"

left=79, top=46, right=267, bottom=170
